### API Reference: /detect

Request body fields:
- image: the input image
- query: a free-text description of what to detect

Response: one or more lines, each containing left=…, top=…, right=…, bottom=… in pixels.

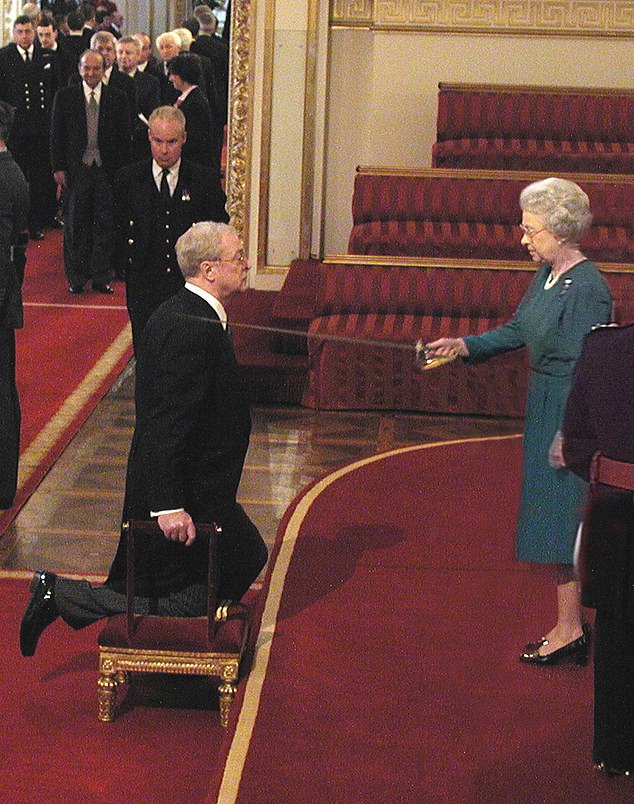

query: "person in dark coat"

left=562, top=323, right=634, bottom=776
left=50, top=49, right=131, bottom=293
left=0, top=102, right=29, bottom=510
left=115, top=35, right=160, bottom=162
left=191, top=5, right=228, bottom=123
left=168, top=53, right=220, bottom=177
left=0, top=16, right=58, bottom=239
left=114, top=105, right=228, bottom=352
left=20, top=221, right=268, bottom=657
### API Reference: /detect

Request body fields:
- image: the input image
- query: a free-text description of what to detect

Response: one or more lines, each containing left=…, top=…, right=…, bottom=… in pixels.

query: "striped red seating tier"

left=432, top=83, right=634, bottom=174
left=348, top=169, right=634, bottom=263
left=303, top=260, right=634, bottom=414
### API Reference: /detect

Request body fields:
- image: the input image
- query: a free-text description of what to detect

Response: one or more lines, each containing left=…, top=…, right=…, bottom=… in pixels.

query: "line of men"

left=0, top=12, right=230, bottom=354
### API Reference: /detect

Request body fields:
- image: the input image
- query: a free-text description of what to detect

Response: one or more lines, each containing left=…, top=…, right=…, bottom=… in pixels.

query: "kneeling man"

left=20, top=221, right=267, bottom=656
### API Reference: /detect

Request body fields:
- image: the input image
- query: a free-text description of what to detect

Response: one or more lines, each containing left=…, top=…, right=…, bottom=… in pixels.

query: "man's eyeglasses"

left=519, top=225, right=547, bottom=239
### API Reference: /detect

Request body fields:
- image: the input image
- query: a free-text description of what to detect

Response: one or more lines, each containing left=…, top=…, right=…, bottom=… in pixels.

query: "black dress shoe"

left=29, top=230, right=45, bottom=241
left=68, top=284, right=84, bottom=294
left=20, top=571, right=59, bottom=657
left=519, top=625, right=590, bottom=666
left=92, top=283, right=114, bottom=295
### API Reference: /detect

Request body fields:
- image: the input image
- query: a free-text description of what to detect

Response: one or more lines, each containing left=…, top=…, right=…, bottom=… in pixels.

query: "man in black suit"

left=115, top=35, right=160, bottom=161
left=0, top=102, right=29, bottom=510
left=57, top=11, right=87, bottom=82
left=87, top=31, right=136, bottom=128
left=0, top=15, right=58, bottom=239
left=50, top=49, right=131, bottom=293
left=115, top=104, right=228, bottom=351
left=20, top=221, right=268, bottom=655
left=562, top=324, right=634, bottom=776
left=191, top=6, right=228, bottom=123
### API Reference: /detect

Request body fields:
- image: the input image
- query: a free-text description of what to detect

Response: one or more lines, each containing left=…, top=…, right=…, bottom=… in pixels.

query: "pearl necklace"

left=544, top=252, right=586, bottom=290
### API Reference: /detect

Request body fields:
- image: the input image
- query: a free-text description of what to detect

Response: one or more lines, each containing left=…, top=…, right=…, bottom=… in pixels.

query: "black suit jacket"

left=114, top=157, right=227, bottom=335
left=50, top=81, right=132, bottom=182
left=0, top=151, right=29, bottom=330
left=107, top=287, right=254, bottom=594
left=563, top=325, right=634, bottom=480
left=179, top=86, right=220, bottom=174
left=131, top=70, right=160, bottom=160
left=563, top=324, right=634, bottom=616
left=191, top=34, right=228, bottom=120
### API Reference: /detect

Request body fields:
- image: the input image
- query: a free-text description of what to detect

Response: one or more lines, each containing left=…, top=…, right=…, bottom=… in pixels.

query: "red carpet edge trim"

left=214, top=433, right=523, bottom=802
left=13, top=323, right=132, bottom=505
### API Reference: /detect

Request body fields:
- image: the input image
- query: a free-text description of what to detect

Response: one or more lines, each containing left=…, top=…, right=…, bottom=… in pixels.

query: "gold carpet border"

left=216, top=432, right=523, bottom=802
left=331, top=1, right=634, bottom=38
left=16, top=323, right=132, bottom=495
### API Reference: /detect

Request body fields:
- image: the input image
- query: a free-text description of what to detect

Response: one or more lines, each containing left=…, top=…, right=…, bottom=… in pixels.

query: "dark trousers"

left=593, top=611, right=634, bottom=770
left=0, top=328, right=20, bottom=508
left=11, top=131, right=57, bottom=233
left=63, top=164, right=114, bottom=288
left=55, top=577, right=208, bottom=630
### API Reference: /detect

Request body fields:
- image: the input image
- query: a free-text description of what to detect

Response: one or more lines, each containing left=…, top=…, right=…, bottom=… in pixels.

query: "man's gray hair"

left=176, top=221, right=235, bottom=278
left=90, top=30, right=116, bottom=48
left=519, top=177, right=593, bottom=243
left=148, top=105, right=186, bottom=134
left=117, top=35, right=141, bottom=53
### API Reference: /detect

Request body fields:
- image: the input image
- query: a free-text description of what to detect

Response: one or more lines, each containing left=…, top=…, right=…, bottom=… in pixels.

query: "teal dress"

left=463, top=260, right=613, bottom=563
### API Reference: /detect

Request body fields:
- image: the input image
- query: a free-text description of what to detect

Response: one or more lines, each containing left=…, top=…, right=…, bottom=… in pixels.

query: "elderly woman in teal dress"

left=426, top=177, right=613, bottom=665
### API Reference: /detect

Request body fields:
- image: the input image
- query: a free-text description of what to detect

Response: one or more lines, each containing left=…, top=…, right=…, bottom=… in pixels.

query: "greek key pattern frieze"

left=331, top=1, right=634, bottom=37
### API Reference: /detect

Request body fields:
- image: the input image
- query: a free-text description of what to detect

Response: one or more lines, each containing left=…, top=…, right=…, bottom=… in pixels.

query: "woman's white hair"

left=519, top=177, right=592, bottom=243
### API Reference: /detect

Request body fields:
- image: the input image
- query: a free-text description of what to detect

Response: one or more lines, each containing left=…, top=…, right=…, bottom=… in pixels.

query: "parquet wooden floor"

left=0, top=362, right=523, bottom=579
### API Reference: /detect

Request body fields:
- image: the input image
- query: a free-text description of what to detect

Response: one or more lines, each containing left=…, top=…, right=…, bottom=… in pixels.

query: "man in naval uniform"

left=114, top=104, right=228, bottom=353
left=0, top=15, right=59, bottom=239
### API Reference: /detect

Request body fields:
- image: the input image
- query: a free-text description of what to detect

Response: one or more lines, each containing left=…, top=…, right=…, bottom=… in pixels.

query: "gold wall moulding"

left=227, top=0, right=254, bottom=243
left=330, top=0, right=634, bottom=38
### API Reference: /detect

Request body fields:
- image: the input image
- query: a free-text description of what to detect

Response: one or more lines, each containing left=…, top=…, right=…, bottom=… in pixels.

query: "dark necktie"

left=24, top=50, right=30, bottom=63
left=160, top=168, right=170, bottom=202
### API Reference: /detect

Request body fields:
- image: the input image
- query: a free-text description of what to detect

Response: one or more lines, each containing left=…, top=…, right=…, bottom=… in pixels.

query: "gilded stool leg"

left=218, top=681, right=236, bottom=728
left=97, top=671, right=118, bottom=722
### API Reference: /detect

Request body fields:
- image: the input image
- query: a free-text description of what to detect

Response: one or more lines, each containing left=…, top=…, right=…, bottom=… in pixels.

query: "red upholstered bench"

left=348, top=168, right=634, bottom=264
left=303, top=259, right=634, bottom=414
left=431, top=83, right=634, bottom=174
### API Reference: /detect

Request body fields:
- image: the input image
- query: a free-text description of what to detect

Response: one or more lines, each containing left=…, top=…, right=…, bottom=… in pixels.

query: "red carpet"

left=0, top=231, right=132, bottom=533
left=209, top=436, right=633, bottom=803
left=0, top=575, right=229, bottom=802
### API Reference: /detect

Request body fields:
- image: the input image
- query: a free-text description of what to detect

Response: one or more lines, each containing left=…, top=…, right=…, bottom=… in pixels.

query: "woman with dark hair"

left=168, top=53, right=220, bottom=177
left=425, top=177, right=613, bottom=666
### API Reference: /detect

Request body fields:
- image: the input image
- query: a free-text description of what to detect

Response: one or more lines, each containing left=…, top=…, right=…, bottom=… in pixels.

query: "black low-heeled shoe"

left=519, top=627, right=589, bottom=666
left=524, top=636, right=548, bottom=651
left=523, top=623, right=591, bottom=655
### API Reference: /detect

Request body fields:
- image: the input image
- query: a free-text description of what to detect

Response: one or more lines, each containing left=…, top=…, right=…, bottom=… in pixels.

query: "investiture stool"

left=20, top=221, right=268, bottom=661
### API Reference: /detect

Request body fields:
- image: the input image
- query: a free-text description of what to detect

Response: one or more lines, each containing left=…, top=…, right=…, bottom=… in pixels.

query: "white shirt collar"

left=185, top=282, right=227, bottom=329
left=152, top=158, right=181, bottom=193
left=82, top=82, right=102, bottom=102
left=19, top=45, right=34, bottom=59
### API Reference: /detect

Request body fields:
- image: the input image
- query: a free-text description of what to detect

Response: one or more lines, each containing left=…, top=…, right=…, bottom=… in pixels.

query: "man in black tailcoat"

left=50, top=49, right=131, bottom=293
left=114, top=105, right=228, bottom=352
left=562, top=323, right=634, bottom=776
left=0, top=102, right=29, bottom=510
left=0, top=15, right=58, bottom=239
left=115, top=35, right=160, bottom=162
left=20, top=221, right=268, bottom=656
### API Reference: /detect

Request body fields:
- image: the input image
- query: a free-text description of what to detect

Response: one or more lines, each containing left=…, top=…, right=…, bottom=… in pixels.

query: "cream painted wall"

left=323, top=31, right=634, bottom=256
